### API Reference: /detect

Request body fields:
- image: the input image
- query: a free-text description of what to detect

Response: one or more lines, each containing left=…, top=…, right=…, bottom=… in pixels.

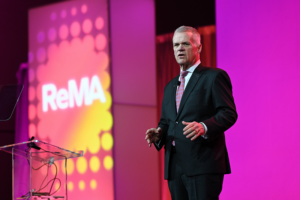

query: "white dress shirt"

left=178, top=60, right=208, bottom=138
left=156, top=60, right=208, bottom=147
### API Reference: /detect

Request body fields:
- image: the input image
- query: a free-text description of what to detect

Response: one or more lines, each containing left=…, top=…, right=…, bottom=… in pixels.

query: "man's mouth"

left=178, top=53, right=185, bottom=58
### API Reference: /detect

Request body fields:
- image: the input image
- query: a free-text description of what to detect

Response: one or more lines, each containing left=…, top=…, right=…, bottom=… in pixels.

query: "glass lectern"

left=0, top=85, right=84, bottom=199
left=0, top=140, right=83, bottom=199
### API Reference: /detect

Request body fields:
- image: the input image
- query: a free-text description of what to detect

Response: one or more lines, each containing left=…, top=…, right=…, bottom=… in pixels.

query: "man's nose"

left=178, top=44, right=184, bottom=50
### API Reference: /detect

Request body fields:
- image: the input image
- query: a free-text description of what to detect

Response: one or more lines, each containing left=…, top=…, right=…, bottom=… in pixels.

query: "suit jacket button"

left=176, top=121, right=178, bottom=124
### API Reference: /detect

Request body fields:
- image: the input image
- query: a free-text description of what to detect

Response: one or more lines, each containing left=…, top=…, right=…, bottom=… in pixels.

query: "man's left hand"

left=182, top=121, right=205, bottom=141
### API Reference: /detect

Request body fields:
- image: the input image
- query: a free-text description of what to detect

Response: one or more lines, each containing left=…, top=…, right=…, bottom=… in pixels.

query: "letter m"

left=68, top=77, right=89, bottom=107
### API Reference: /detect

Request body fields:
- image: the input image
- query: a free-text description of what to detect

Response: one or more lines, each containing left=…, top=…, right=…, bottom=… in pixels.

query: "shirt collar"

left=181, top=60, right=201, bottom=73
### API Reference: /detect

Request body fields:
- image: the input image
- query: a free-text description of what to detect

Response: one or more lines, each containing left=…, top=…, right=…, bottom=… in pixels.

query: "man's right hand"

left=145, top=127, right=162, bottom=147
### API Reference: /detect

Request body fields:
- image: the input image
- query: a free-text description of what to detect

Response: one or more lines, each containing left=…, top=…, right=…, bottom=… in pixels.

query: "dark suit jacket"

left=155, top=64, right=237, bottom=180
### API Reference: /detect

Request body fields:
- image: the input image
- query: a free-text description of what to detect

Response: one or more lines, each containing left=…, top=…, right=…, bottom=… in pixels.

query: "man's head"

left=173, top=26, right=202, bottom=70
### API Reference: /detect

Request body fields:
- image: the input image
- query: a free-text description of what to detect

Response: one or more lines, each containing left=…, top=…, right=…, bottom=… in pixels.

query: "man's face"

left=173, top=32, right=201, bottom=68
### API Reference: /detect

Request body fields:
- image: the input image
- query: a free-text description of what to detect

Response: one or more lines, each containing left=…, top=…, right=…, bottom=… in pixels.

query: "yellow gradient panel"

left=79, top=180, right=85, bottom=191
left=104, top=155, right=113, bottom=170
left=29, top=1, right=114, bottom=199
left=76, top=157, right=88, bottom=174
left=68, top=181, right=74, bottom=191
left=90, top=179, right=97, bottom=190
left=90, top=156, right=100, bottom=172
left=101, top=133, right=113, bottom=151
left=51, top=162, right=59, bottom=176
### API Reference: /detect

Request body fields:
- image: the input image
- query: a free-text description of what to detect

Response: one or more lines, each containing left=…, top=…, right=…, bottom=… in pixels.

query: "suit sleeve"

left=155, top=86, right=169, bottom=151
left=202, top=70, right=238, bottom=140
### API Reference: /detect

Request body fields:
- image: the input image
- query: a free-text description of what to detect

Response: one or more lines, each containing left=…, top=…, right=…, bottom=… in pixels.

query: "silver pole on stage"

left=12, top=148, right=14, bottom=200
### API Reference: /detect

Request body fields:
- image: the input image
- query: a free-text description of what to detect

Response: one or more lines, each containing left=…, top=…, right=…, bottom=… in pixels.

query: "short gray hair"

left=174, top=26, right=201, bottom=46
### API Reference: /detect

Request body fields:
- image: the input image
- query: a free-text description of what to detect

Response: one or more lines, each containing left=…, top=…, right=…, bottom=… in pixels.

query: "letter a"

left=87, top=75, right=106, bottom=105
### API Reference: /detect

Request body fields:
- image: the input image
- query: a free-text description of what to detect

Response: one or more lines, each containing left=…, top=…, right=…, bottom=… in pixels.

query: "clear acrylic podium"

left=0, top=84, right=84, bottom=199
left=0, top=140, right=84, bottom=199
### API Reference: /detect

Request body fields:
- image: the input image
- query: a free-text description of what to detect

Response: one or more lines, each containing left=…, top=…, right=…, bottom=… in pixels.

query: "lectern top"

left=0, top=140, right=84, bottom=163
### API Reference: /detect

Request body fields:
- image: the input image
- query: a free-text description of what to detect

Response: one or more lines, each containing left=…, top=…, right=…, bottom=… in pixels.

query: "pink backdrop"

left=29, top=0, right=114, bottom=199
left=26, top=0, right=159, bottom=200
left=110, top=0, right=160, bottom=199
left=216, top=0, right=300, bottom=199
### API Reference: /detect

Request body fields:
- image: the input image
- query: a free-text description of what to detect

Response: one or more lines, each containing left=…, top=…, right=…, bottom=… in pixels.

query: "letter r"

left=42, top=84, right=58, bottom=112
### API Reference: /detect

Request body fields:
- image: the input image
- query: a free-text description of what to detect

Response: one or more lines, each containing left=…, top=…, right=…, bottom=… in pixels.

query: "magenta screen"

left=216, top=0, right=300, bottom=199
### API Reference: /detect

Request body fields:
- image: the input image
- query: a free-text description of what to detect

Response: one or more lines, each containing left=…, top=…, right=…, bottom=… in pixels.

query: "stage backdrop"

left=28, top=0, right=114, bottom=199
left=216, top=0, right=300, bottom=199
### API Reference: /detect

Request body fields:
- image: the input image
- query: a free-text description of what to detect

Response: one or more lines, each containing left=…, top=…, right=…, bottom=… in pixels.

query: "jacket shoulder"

left=164, top=76, right=179, bottom=90
left=199, top=66, right=231, bottom=80
left=200, top=65, right=227, bottom=75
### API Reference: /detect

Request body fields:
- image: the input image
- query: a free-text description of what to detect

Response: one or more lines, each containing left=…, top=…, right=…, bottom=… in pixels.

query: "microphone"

left=177, top=81, right=181, bottom=86
left=27, top=136, right=41, bottom=150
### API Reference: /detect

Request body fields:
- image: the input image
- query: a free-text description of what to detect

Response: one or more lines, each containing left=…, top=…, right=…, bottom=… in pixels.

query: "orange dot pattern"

left=29, top=1, right=114, bottom=199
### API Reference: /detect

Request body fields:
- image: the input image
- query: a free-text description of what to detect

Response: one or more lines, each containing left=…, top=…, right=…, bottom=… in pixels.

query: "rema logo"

left=42, top=75, right=106, bottom=112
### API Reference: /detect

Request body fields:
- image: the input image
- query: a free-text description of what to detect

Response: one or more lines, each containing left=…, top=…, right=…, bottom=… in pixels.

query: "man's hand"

left=183, top=121, right=205, bottom=141
left=145, top=127, right=162, bottom=147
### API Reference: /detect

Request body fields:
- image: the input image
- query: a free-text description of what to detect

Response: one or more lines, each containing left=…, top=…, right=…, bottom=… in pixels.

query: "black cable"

left=21, top=191, right=30, bottom=199
left=24, top=146, right=69, bottom=199
left=37, top=164, right=49, bottom=192
left=26, top=160, right=58, bottom=195
left=25, top=147, right=48, bottom=170
left=37, top=148, right=68, bottom=200
left=25, top=147, right=59, bottom=195
left=38, top=177, right=61, bottom=193
left=49, top=162, right=58, bottom=194
left=26, top=159, right=47, bottom=170
left=38, top=147, right=68, bottom=199
left=25, top=147, right=50, bottom=197
left=50, top=178, right=62, bottom=195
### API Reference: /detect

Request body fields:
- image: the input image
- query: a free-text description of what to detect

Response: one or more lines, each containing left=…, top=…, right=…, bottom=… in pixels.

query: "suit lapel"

left=176, top=65, right=205, bottom=119
left=171, top=75, right=179, bottom=117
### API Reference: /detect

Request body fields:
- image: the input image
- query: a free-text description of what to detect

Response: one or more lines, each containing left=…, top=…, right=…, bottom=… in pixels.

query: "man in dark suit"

left=145, top=26, right=237, bottom=200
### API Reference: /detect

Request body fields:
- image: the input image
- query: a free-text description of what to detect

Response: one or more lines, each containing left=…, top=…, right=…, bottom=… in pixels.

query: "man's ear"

left=197, top=44, right=202, bottom=54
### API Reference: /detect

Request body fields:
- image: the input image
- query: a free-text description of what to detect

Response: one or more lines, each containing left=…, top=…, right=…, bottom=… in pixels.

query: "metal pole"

left=47, top=164, right=49, bottom=192
left=12, top=148, right=14, bottom=200
left=66, top=159, right=67, bottom=200
left=29, top=148, right=32, bottom=200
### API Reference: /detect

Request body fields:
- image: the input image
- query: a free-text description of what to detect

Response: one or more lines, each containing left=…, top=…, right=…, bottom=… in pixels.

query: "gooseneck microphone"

left=27, top=136, right=41, bottom=150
